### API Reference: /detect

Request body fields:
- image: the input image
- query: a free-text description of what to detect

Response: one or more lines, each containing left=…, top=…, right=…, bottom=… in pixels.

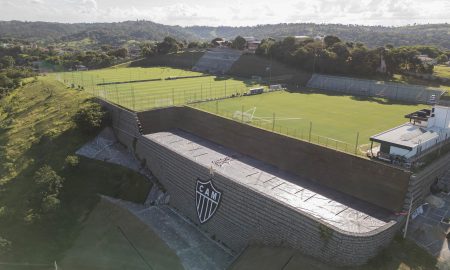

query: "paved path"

left=407, top=169, right=450, bottom=270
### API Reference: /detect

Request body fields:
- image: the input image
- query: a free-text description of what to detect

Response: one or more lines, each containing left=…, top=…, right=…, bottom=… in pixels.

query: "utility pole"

left=403, top=193, right=414, bottom=239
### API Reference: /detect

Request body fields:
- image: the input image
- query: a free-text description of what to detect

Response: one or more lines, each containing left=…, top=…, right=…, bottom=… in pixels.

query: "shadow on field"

left=284, top=85, right=422, bottom=106
left=230, top=235, right=438, bottom=270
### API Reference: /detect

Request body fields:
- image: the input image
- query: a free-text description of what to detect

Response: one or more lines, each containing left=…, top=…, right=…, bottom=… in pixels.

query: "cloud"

left=0, top=0, right=448, bottom=26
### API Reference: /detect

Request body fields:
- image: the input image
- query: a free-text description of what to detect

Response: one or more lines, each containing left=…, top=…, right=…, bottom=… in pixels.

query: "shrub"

left=65, top=155, right=79, bottom=168
left=74, top=102, right=109, bottom=134
left=0, top=206, right=7, bottom=219
left=41, top=195, right=61, bottom=213
left=34, top=165, right=64, bottom=196
left=23, top=209, right=40, bottom=224
left=0, top=236, right=11, bottom=255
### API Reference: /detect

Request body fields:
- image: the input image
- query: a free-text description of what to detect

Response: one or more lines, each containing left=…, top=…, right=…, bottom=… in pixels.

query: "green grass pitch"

left=191, top=91, right=425, bottom=151
left=55, top=66, right=427, bottom=152
left=56, top=67, right=260, bottom=111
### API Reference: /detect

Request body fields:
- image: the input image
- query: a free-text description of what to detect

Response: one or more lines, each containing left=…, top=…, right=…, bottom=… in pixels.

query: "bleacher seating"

left=307, top=74, right=445, bottom=104
left=193, top=48, right=242, bottom=74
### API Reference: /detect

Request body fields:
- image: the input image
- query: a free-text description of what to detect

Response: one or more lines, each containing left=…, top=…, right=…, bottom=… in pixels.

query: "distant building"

left=417, top=54, right=437, bottom=65
left=75, top=65, right=88, bottom=71
left=377, top=55, right=387, bottom=73
left=369, top=105, right=450, bottom=164
left=243, top=37, right=261, bottom=53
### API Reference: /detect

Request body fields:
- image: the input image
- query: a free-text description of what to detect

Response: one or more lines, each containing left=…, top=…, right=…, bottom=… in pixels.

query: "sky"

left=0, top=0, right=449, bottom=27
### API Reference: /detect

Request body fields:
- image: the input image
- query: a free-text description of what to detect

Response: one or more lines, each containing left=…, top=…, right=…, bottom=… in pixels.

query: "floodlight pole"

left=272, top=113, right=275, bottom=131
left=308, top=121, right=312, bottom=142
left=355, top=132, right=360, bottom=155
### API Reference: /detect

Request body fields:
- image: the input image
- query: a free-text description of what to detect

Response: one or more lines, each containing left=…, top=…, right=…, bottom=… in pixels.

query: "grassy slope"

left=391, top=74, right=450, bottom=92
left=60, top=198, right=183, bottom=270
left=193, top=91, right=424, bottom=146
left=231, top=236, right=437, bottom=270
left=434, top=65, right=450, bottom=79
left=0, top=77, right=152, bottom=264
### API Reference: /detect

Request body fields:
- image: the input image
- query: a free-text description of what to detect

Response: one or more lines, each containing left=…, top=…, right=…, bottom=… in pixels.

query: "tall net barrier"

left=53, top=70, right=257, bottom=111
left=307, top=74, right=445, bottom=104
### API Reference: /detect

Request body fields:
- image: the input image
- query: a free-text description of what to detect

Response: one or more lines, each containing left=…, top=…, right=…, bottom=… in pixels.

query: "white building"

left=370, top=105, right=450, bottom=161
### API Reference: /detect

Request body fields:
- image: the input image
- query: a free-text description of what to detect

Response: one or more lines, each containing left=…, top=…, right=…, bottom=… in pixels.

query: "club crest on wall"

left=195, top=178, right=222, bottom=224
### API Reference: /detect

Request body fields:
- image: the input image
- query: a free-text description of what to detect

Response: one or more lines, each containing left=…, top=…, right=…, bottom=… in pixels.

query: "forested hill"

left=185, top=23, right=450, bottom=49
left=0, top=20, right=195, bottom=44
left=1, top=20, right=450, bottom=49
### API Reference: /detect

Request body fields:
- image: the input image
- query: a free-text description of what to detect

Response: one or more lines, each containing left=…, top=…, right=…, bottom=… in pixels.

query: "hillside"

left=1, top=21, right=450, bottom=49
left=0, top=20, right=195, bottom=44
left=0, top=77, right=151, bottom=264
left=186, top=23, right=450, bottom=49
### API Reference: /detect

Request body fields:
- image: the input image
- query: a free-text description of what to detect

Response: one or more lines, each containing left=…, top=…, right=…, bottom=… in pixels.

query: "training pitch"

left=56, top=67, right=260, bottom=111
left=191, top=91, right=425, bottom=151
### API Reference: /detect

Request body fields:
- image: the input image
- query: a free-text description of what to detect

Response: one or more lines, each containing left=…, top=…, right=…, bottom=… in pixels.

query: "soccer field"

left=55, top=67, right=260, bottom=111
left=191, top=91, right=425, bottom=152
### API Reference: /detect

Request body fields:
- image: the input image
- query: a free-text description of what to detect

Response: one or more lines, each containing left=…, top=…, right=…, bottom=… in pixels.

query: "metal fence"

left=307, top=74, right=445, bottom=104
left=54, top=72, right=257, bottom=111
left=189, top=101, right=371, bottom=157
left=54, top=72, right=373, bottom=157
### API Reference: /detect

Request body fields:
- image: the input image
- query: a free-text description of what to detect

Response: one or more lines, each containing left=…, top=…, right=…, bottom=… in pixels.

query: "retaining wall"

left=134, top=132, right=399, bottom=266
left=137, top=107, right=412, bottom=212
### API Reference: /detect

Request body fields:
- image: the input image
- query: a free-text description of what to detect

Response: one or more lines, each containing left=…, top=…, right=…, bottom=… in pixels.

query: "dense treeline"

left=0, top=42, right=131, bottom=96
left=0, top=45, right=36, bottom=96
left=1, top=21, right=450, bottom=49
left=187, top=23, right=450, bottom=49
left=0, top=20, right=195, bottom=44
left=255, top=36, right=449, bottom=77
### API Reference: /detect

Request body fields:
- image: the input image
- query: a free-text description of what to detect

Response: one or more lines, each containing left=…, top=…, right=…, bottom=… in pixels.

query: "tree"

left=232, top=36, right=246, bottom=50
left=436, top=54, right=449, bottom=64
left=211, top=38, right=224, bottom=47
left=323, top=36, right=341, bottom=48
left=111, top=48, right=128, bottom=58
left=41, top=194, right=61, bottom=213
left=157, top=37, right=180, bottom=54
left=141, top=43, right=156, bottom=57
left=74, top=102, right=109, bottom=134
left=34, top=165, right=64, bottom=197
left=0, top=236, right=11, bottom=255
left=1, top=56, right=15, bottom=69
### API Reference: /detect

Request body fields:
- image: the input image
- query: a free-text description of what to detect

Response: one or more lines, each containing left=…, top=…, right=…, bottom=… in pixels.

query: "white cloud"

left=0, top=0, right=448, bottom=26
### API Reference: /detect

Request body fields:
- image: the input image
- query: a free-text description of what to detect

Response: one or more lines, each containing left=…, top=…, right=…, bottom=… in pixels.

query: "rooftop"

left=144, top=130, right=395, bottom=235
left=370, top=123, right=440, bottom=150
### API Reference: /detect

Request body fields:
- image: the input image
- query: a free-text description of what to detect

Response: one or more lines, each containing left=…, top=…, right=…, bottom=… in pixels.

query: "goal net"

left=233, top=107, right=256, bottom=123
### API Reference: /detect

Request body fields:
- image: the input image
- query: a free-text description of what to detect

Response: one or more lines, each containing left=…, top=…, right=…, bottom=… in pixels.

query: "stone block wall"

left=137, top=107, right=412, bottom=212
left=134, top=133, right=399, bottom=266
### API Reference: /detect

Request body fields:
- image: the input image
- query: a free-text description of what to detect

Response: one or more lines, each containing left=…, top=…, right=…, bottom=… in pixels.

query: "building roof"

left=370, top=123, right=440, bottom=150
left=145, top=130, right=395, bottom=235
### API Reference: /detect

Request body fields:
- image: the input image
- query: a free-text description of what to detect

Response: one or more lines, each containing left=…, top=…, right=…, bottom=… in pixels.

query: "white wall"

left=428, top=106, right=450, bottom=129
